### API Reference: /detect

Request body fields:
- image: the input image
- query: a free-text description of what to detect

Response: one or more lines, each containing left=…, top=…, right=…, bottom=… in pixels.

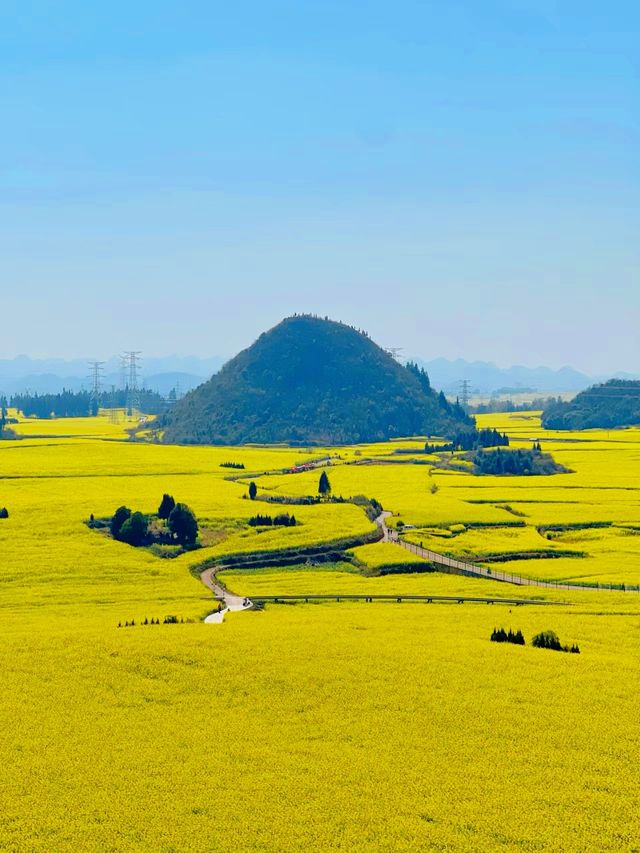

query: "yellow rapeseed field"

left=1, top=412, right=639, bottom=851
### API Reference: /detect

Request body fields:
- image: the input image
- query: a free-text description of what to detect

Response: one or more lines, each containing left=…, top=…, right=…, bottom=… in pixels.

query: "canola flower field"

left=255, top=412, right=640, bottom=587
left=1, top=410, right=639, bottom=851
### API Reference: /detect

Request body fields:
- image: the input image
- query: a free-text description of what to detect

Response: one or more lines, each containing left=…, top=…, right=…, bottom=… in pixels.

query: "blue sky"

left=1, top=1, right=638, bottom=371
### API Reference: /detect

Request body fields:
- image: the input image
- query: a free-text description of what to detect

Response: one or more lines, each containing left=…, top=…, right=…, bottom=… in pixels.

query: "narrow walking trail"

left=384, top=521, right=637, bottom=592
left=200, top=567, right=253, bottom=623
left=197, top=507, right=635, bottom=623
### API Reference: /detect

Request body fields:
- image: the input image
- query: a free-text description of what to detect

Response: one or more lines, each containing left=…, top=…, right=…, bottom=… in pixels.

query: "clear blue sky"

left=2, top=1, right=638, bottom=372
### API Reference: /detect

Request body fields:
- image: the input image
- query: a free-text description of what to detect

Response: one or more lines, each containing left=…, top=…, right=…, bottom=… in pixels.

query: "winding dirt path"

left=200, top=567, right=253, bottom=623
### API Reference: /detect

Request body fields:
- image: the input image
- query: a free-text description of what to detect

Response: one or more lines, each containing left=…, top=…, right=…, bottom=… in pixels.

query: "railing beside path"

left=251, top=594, right=559, bottom=606
left=393, top=534, right=640, bottom=592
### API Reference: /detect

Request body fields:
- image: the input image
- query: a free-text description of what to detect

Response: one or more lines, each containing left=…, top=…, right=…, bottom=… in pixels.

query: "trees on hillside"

left=248, top=481, right=257, bottom=500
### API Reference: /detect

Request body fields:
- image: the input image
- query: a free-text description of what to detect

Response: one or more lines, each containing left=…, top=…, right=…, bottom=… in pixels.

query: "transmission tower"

left=88, top=361, right=105, bottom=413
left=459, top=379, right=471, bottom=410
left=386, top=347, right=404, bottom=361
left=121, top=352, right=142, bottom=417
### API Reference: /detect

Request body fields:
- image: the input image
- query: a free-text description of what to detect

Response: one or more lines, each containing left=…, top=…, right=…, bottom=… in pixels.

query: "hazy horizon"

left=0, top=324, right=635, bottom=379
left=2, top=2, right=638, bottom=373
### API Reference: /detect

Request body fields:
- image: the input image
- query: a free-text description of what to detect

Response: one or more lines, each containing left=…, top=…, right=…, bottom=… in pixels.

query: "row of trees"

left=425, top=428, right=510, bottom=454
left=490, top=627, right=525, bottom=645
left=248, top=513, right=297, bottom=527
left=491, top=627, right=580, bottom=653
left=471, top=396, right=560, bottom=415
left=10, top=387, right=169, bottom=419
left=248, top=471, right=332, bottom=502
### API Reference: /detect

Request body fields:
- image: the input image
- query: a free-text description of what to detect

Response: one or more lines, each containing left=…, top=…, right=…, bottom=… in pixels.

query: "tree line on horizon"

left=9, top=388, right=171, bottom=419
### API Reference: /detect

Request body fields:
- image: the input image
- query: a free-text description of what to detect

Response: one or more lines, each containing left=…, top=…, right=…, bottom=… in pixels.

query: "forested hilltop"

left=542, top=380, right=640, bottom=429
left=159, top=315, right=474, bottom=445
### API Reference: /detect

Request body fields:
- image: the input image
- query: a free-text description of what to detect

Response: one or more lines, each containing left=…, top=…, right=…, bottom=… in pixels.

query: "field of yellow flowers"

left=254, top=412, right=640, bottom=586
left=1, top=411, right=639, bottom=851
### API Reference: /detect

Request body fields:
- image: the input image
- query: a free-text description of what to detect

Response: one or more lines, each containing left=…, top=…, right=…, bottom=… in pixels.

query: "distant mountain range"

left=0, top=355, right=224, bottom=397
left=0, top=353, right=637, bottom=398
left=413, top=358, right=639, bottom=396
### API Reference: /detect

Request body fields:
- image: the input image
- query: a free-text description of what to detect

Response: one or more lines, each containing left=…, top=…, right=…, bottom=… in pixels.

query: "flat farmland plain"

left=1, top=411, right=639, bottom=852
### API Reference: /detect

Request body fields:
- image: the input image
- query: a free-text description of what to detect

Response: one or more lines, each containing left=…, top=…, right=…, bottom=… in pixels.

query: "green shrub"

left=158, top=493, right=176, bottom=520
left=110, top=505, right=131, bottom=538
left=532, top=630, right=562, bottom=651
left=118, top=511, right=148, bottom=546
left=168, top=503, right=198, bottom=545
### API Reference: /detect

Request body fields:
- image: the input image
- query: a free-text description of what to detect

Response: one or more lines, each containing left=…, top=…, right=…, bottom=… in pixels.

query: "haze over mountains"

left=0, top=355, right=226, bottom=397
left=0, top=353, right=637, bottom=398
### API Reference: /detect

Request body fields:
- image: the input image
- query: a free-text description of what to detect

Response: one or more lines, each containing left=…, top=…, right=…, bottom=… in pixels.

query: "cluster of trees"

left=11, top=387, right=169, bottom=419
left=490, top=627, right=525, bottom=645
left=436, top=391, right=473, bottom=424
left=426, top=428, right=509, bottom=453
left=406, top=361, right=431, bottom=394
left=350, top=494, right=383, bottom=521
left=158, top=493, right=176, bottom=519
left=532, top=630, right=580, bottom=654
left=471, top=396, right=560, bottom=415
left=491, top=627, right=580, bottom=653
left=0, top=507, right=8, bottom=519
left=531, top=631, right=580, bottom=655
left=543, top=380, right=640, bottom=430
left=111, top=506, right=149, bottom=546
left=473, top=447, right=564, bottom=476
left=110, top=495, right=198, bottom=547
left=220, top=461, right=245, bottom=469
left=118, top=616, right=184, bottom=627
left=248, top=513, right=297, bottom=527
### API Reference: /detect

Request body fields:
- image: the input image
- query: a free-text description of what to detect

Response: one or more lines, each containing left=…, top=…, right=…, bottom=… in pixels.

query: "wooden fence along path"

left=391, top=532, right=640, bottom=592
